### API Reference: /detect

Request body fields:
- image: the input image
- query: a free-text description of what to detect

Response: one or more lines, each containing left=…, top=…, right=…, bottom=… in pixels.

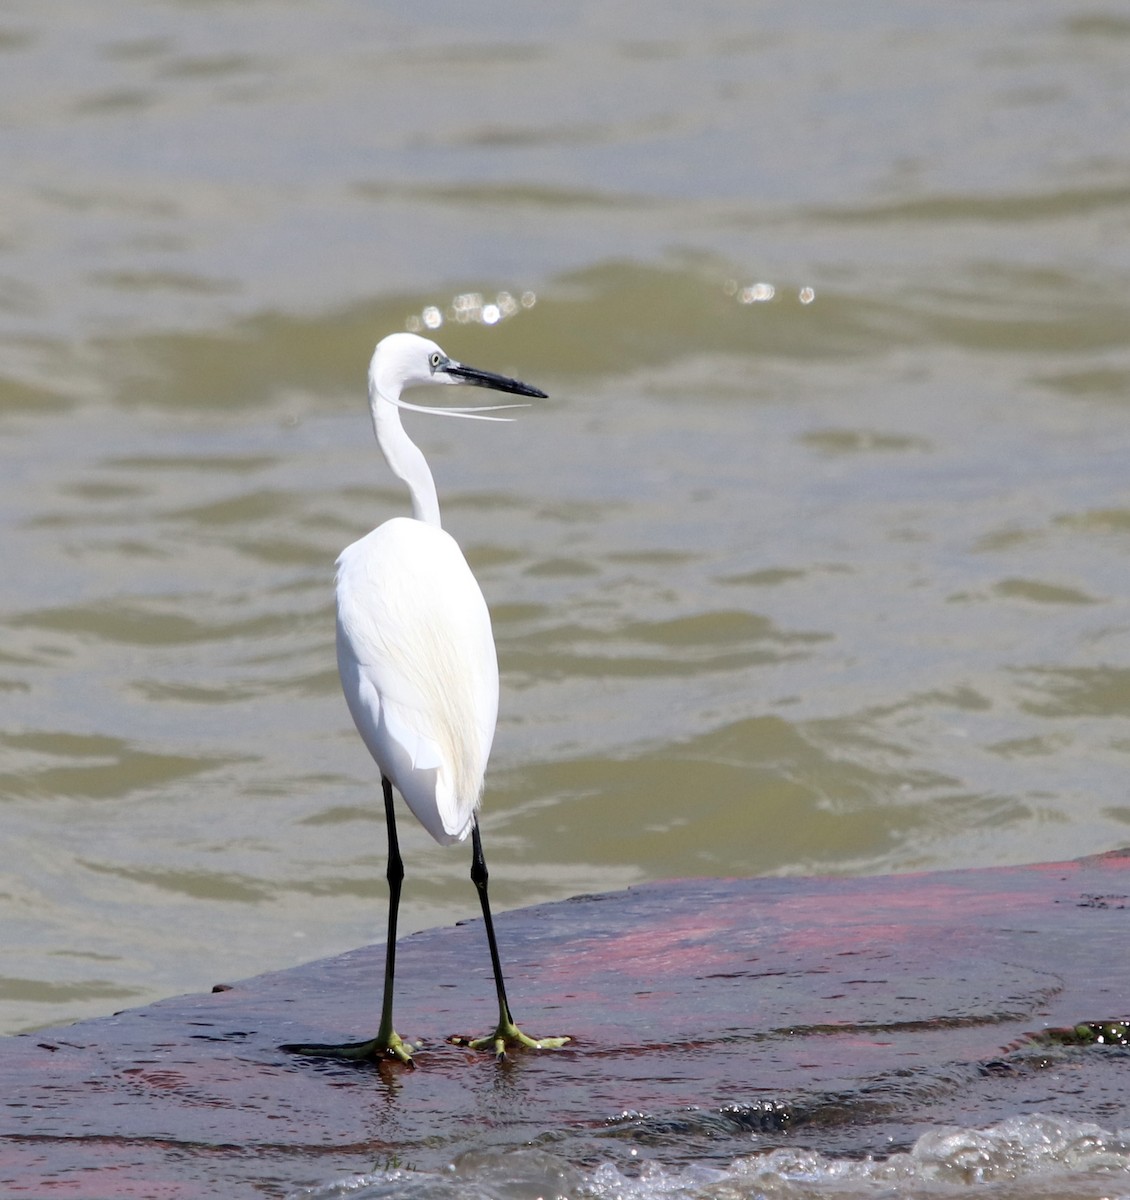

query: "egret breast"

left=334, top=517, right=498, bottom=844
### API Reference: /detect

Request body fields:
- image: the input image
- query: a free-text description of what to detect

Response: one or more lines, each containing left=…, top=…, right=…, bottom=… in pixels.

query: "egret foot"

left=448, top=1017, right=569, bottom=1062
left=280, top=1031, right=418, bottom=1067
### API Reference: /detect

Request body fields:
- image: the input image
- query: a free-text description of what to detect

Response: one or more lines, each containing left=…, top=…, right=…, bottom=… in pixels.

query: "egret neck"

left=368, top=364, right=442, bottom=528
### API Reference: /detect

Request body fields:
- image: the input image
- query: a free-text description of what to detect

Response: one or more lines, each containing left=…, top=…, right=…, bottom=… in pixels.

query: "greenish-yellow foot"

left=448, top=1018, right=570, bottom=1061
left=280, top=1031, right=418, bottom=1067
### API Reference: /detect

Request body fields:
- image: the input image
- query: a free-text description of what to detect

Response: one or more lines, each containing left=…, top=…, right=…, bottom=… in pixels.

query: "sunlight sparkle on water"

left=405, top=289, right=536, bottom=333
left=740, top=282, right=775, bottom=303
left=724, top=279, right=816, bottom=306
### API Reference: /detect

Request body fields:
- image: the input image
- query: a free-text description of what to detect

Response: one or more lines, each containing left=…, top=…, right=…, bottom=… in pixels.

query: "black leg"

left=470, top=818, right=515, bottom=1031
left=375, top=775, right=405, bottom=1048
left=281, top=775, right=415, bottom=1065
left=448, top=818, right=570, bottom=1059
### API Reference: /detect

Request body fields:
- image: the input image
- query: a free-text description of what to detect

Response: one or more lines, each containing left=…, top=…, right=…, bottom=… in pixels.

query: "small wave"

left=289, top=1113, right=1130, bottom=1199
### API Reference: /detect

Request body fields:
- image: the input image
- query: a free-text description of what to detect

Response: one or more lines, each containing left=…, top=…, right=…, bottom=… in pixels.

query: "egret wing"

left=335, top=518, right=498, bottom=845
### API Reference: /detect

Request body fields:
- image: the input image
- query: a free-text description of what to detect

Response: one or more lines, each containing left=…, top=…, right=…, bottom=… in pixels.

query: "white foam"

left=288, top=1114, right=1130, bottom=1200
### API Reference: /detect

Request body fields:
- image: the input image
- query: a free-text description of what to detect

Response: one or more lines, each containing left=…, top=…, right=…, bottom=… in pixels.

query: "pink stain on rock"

left=1, top=849, right=1127, bottom=1196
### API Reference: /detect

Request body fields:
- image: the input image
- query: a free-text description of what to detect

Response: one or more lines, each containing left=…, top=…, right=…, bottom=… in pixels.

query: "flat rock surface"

left=2, top=851, right=1129, bottom=1198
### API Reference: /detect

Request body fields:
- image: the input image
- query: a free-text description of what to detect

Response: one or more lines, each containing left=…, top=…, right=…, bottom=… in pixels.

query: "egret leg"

left=448, top=820, right=569, bottom=1060
left=281, top=777, right=415, bottom=1066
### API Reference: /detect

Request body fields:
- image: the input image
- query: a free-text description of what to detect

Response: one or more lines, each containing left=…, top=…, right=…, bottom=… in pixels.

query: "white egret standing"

left=283, top=332, right=568, bottom=1066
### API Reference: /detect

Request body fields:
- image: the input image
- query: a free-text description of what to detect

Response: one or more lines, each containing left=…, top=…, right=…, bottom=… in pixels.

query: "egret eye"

left=429, top=352, right=443, bottom=370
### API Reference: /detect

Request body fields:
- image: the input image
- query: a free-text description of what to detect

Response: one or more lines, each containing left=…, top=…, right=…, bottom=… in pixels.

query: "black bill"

left=445, top=360, right=548, bottom=399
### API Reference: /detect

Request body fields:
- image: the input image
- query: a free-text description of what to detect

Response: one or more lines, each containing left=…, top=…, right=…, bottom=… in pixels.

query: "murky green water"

left=3, top=0, right=1130, bottom=1104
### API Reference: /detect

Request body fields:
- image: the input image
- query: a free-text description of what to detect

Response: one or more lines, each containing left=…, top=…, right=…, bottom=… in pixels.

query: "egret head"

left=369, top=333, right=546, bottom=419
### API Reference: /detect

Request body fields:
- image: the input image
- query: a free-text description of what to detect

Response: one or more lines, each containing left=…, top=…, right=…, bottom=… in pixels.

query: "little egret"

left=283, top=332, right=569, bottom=1066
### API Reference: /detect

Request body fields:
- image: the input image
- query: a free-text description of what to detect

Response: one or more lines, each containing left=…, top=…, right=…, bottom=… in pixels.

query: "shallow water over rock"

left=3, top=853, right=1129, bottom=1196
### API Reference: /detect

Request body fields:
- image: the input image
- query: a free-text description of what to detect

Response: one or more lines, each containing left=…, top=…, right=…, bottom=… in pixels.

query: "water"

left=290, top=1115, right=1130, bottom=1200
left=3, top=0, right=1130, bottom=1192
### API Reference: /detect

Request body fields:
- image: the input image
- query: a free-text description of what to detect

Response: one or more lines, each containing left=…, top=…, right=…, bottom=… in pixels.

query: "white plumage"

left=283, top=331, right=568, bottom=1065
left=335, top=516, right=497, bottom=844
